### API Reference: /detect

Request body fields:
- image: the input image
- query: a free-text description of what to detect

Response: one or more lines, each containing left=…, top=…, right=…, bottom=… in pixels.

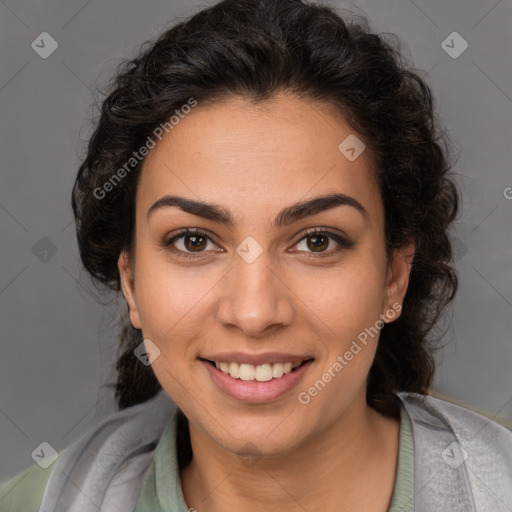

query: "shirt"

left=133, top=403, right=415, bottom=511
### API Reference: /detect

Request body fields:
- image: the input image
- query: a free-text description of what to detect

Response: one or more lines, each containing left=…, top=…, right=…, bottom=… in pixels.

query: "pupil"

left=308, top=235, right=327, bottom=252
left=186, top=235, right=206, bottom=251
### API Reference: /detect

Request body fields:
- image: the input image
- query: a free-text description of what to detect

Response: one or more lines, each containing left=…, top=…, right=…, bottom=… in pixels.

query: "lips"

left=199, top=354, right=315, bottom=403
left=203, top=359, right=310, bottom=381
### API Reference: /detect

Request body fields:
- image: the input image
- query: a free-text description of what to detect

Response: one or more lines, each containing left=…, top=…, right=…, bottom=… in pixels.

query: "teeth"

left=239, top=363, right=255, bottom=381
left=272, top=363, right=284, bottom=378
left=255, top=364, right=273, bottom=382
left=228, top=362, right=240, bottom=379
left=213, top=360, right=306, bottom=381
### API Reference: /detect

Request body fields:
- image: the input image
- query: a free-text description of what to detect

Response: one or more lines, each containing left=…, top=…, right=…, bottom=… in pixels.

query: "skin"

left=118, top=93, right=415, bottom=512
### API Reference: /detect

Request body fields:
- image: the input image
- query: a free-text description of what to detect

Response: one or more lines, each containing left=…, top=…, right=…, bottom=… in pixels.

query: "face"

left=118, top=93, right=413, bottom=457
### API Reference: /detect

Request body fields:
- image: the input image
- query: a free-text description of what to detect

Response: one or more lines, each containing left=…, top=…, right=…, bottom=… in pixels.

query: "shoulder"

left=1, top=390, right=176, bottom=512
left=397, top=391, right=512, bottom=449
left=0, top=460, right=57, bottom=512
left=397, top=391, right=512, bottom=509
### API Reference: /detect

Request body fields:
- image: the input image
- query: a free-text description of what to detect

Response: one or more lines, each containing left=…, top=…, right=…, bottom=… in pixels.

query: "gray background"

left=1, top=0, right=511, bottom=483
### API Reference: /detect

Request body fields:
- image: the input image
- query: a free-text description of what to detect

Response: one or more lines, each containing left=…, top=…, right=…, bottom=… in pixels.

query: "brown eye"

left=305, top=233, right=329, bottom=252
left=294, top=229, right=354, bottom=257
left=163, top=228, right=219, bottom=259
left=183, top=234, right=208, bottom=252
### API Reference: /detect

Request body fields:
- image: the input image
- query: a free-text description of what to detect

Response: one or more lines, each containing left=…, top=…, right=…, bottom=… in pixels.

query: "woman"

left=1, top=0, right=511, bottom=510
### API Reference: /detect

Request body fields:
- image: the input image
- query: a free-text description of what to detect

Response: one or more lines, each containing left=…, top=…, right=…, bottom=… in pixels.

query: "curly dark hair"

left=71, top=0, right=460, bottom=415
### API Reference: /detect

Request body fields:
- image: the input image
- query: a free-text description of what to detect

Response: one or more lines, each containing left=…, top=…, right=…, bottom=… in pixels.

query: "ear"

left=118, top=250, right=142, bottom=329
left=382, top=241, right=415, bottom=322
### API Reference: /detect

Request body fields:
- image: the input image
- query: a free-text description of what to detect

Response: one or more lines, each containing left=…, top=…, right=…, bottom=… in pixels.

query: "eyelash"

left=161, top=227, right=354, bottom=260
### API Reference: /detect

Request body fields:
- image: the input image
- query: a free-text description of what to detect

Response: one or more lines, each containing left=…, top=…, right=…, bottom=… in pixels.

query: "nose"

left=215, top=251, right=295, bottom=338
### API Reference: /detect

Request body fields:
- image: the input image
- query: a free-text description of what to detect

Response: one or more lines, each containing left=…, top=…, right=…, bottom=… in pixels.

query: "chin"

left=208, top=415, right=311, bottom=458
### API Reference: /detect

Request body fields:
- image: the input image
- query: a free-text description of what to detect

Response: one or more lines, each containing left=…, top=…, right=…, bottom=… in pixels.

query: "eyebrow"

left=146, top=192, right=368, bottom=228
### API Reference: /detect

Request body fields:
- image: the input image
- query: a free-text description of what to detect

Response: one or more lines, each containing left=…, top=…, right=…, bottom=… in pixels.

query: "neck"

left=180, top=393, right=401, bottom=512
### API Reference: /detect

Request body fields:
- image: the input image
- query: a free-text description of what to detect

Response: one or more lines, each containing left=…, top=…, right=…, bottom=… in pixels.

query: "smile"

left=210, top=360, right=305, bottom=381
left=200, top=356, right=315, bottom=403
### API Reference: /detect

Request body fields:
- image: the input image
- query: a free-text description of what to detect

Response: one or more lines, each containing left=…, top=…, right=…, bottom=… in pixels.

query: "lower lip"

left=201, top=359, right=314, bottom=403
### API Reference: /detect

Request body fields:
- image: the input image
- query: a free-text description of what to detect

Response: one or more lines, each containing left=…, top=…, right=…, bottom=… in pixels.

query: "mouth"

left=199, top=356, right=315, bottom=403
left=201, top=358, right=313, bottom=382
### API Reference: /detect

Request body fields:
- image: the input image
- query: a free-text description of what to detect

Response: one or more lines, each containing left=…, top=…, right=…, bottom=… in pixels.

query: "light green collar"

left=135, top=404, right=414, bottom=511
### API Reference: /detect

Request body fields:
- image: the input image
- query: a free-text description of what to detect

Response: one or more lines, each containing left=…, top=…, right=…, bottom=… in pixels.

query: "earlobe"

left=117, top=250, right=142, bottom=329
left=383, top=242, right=415, bottom=321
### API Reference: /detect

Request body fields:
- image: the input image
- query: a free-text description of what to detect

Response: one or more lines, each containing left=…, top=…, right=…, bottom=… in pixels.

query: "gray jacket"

left=396, top=391, right=512, bottom=510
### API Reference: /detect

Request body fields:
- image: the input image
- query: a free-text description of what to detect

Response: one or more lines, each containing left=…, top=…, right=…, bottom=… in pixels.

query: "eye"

left=162, top=228, right=220, bottom=259
left=292, top=228, right=354, bottom=257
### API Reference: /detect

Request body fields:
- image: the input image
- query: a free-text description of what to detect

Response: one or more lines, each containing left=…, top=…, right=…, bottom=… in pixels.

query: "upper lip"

left=200, top=352, right=314, bottom=365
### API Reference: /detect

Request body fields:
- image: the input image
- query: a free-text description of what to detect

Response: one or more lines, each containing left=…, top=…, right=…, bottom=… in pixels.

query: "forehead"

left=137, top=93, right=382, bottom=227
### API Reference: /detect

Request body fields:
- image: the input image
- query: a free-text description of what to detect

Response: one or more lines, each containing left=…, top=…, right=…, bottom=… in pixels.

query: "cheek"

left=296, top=270, right=384, bottom=415
left=292, top=256, right=386, bottom=394
left=132, top=247, right=216, bottom=340
left=295, top=257, right=386, bottom=337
